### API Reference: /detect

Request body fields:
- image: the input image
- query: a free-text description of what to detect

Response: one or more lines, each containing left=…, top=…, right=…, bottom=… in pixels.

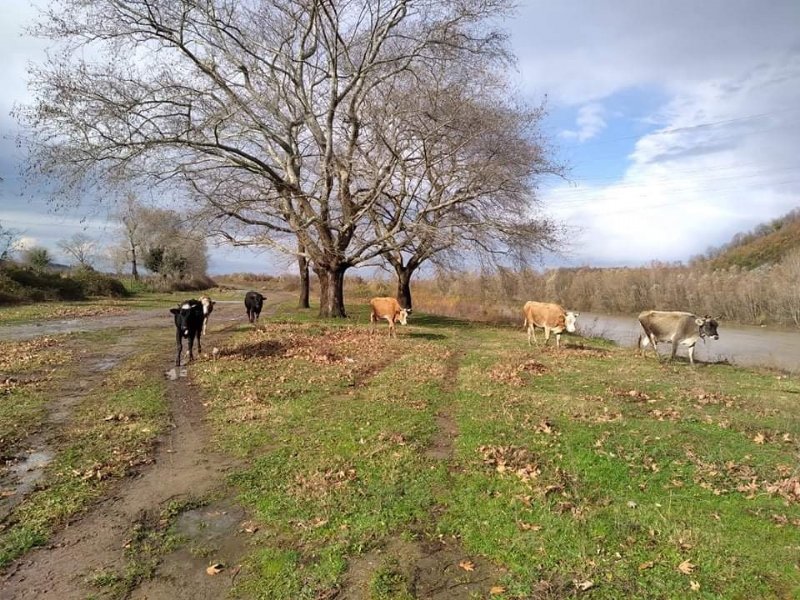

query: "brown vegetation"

left=411, top=248, right=800, bottom=328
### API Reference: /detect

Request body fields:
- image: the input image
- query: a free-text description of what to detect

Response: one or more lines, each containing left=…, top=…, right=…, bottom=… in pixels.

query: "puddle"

left=165, top=367, right=189, bottom=381
left=130, top=501, right=250, bottom=599
left=175, top=504, right=247, bottom=542
left=1, top=447, right=55, bottom=519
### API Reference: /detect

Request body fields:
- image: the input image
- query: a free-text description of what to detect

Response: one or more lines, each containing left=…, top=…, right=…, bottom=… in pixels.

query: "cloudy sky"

left=1, top=0, right=799, bottom=273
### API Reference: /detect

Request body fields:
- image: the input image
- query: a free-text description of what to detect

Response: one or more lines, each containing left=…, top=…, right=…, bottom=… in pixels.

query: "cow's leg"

left=196, top=329, right=202, bottom=356
left=543, top=326, right=551, bottom=346
left=370, top=312, right=376, bottom=335
left=187, top=332, right=195, bottom=363
left=387, top=317, right=395, bottom=338
left=527, top=323, right=538, bottom=346
left=555, top=332, right=561, bottom=348
left=669, top=340, right=678, bottom=362
left=202, top=317, right=208, bottom=336
left=687, top=344, right=695, bottom=366
left=175, top=330, right=183, bottom=367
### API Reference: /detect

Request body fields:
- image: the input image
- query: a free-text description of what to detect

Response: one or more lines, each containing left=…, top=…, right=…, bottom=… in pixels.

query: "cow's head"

left=170, top=302, right=197, bottom=338
left=565, top=311, right=579, bottom=333
left=695, top=315, right=719, bottom=340
left=398, top=308, right=409, bottom=326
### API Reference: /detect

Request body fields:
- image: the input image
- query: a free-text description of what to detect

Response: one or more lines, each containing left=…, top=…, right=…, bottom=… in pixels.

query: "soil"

left=0, top=294, right=292, bottom=599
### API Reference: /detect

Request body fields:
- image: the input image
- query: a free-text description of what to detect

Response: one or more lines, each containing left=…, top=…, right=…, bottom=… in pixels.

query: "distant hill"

left=703, top=208, right=800, bottom=270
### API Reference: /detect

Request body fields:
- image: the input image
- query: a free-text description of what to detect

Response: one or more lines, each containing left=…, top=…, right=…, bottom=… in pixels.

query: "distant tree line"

left=415, top=249, right=800, bottom=328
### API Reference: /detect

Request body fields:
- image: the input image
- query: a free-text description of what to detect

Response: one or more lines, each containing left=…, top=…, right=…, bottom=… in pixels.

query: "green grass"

left=193, top=303, right=800, bottom=599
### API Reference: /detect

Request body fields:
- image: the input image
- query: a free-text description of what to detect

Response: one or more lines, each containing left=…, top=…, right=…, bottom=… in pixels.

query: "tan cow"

left=522, top=301, right=579, bottom=348
left=369, top=297, right=410, bottom=338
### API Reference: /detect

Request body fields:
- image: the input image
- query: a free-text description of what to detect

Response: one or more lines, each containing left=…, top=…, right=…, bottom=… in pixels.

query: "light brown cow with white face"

left=369, top=297, right=410, bottom=338
left=522, top=301, right=578, bottom=348
left=199, top=295, right=215, bottom=335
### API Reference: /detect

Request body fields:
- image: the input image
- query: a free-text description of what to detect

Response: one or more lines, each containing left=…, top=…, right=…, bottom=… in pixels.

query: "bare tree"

left=57, top=233, right=97, bottom=268
left=19, top=0, right=516, bottom=317
left=363, top=67, right=562, bottom=308
left=0, top=223, right=20, bottom=261
left=115, top=194, right=143, bottom=280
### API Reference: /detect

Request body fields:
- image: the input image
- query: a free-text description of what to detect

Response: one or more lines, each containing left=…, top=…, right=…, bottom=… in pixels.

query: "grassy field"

left=190, top=302, right=800, bottom=599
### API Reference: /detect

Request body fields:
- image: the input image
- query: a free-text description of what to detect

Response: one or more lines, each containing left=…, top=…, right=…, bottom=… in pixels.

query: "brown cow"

left=369, top=297, right=410, bottom=338
left=522, top=301, right=579, bottom=348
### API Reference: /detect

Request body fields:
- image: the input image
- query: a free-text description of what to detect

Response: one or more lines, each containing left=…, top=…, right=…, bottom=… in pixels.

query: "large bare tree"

left=19, top=0, right=515, bottom=317
left=362, top=67, right=562, bottom=309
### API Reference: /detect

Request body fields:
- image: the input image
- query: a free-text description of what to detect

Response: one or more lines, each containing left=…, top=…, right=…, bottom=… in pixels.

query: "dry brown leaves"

left=686, top=448, right=800, bottom=503
left=479, top=445, right=541, bottom=483
left=488, top=359, right=548, bottom=386
left=291, top=466, right=357, bottom=498
left=689, top=389, right=737, bottom=408
left=0, top=336, right=68, bottom=371
left=49, top=306, right=127, bottom=320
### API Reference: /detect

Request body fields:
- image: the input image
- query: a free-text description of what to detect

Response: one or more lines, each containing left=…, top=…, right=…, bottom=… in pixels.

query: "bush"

left=0, top=264, right=85, bottom=303
left=70, top=267, right=129, bottom=298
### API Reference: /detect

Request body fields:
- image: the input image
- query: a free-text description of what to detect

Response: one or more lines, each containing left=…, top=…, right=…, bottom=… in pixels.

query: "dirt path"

left=1, top=294, right=291, bottom=599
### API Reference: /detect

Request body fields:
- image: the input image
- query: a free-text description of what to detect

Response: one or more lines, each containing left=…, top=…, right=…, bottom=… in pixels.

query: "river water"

left=577, top=312, right=799, bottom=373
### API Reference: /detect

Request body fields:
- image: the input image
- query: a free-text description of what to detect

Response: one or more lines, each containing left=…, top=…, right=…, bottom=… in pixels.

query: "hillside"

left=706, top=208, right=800, bottom=270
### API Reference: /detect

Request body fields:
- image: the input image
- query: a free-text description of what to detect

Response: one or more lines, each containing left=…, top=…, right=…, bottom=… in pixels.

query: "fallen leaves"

left=458, top=559, right=475, bottom=572
left=677, top=559, right=695, bottom=575
left=206, top=563, right=224, bottom=575
left=574, top=579, right=594, bottom=591
left=488, top=359, right=547, bottom=386
left=489, top=585, right=506, bottom=595
left=478, top=445, right=541, bottom=483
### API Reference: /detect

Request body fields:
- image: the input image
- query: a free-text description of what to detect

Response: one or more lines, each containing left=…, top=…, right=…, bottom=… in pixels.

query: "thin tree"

left=19, top=0, right=516, bottom=317
left=57, top=233, right=96, bottom=268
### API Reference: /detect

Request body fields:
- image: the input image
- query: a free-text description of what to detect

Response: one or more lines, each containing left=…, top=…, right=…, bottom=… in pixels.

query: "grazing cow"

left=638, top=310, right=719, bottom=366
left=199, top=295, right=215, bottom=335
left=244, top=291, right=264, bottom=324
left=369, top=297, right=410, bottom=338
left=522, top=301, right=579, bottom=348
left=170, top=300, right=204, bottom=366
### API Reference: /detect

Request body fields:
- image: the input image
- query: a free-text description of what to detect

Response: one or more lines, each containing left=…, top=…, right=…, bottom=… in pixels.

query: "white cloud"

left=544, top=53, right=800, bottom=266
left=561, top=103, right=607, bottom=142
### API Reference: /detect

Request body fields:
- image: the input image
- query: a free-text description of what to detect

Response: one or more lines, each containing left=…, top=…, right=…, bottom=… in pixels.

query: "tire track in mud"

left=338, top=340, right=507, bottom=599
left=1, top=296, right=291, bottom=599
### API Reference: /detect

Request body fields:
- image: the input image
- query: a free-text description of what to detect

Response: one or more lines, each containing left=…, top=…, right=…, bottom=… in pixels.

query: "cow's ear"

left=695, top=318, right=704, bottom=326
left=170, top=308, right=179, bottom=315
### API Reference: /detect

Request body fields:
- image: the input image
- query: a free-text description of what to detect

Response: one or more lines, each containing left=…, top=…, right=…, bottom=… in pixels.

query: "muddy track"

left=337, top=342, right=507, bottom=599
left=425, top=347, right=464, bottom=462
left=0, top=295, right=291, bottom=599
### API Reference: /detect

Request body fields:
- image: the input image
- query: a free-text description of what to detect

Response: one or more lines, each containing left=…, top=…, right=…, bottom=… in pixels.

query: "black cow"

left=170, top=299, right=204, bottom=366
left=244, top=291, right=264, bottom=324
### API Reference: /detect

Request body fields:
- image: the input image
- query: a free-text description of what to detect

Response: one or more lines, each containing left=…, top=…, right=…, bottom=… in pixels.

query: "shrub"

left=70, top=267, right=129, bottom=298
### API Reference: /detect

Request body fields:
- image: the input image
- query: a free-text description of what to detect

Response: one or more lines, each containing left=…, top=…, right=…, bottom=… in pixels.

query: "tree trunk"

left=395, top=266, right=414, bottom=310
left=130, top=245, right=139, bottom=281
left=298, top=244, right=310, bottom=309
left=315, top=264, right=348, bottom=318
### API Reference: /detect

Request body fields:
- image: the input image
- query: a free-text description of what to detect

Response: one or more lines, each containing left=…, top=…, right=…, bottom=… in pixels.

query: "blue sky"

left=2, top=0, right=799, bottom=274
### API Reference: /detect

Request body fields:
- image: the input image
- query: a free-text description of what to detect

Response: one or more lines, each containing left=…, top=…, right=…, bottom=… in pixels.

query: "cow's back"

left=370, top=297, right=400, bottom=318
left=638, top=310, right=694, bottom=340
